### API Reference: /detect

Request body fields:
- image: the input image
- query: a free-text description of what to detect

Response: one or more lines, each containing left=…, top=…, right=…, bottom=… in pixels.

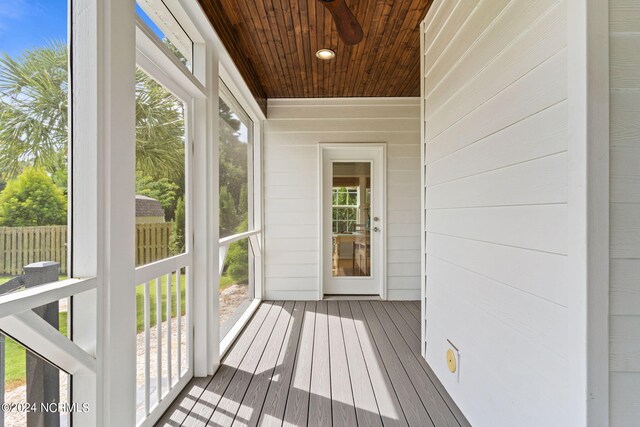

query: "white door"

left=321, top=145, right=385, bottom=295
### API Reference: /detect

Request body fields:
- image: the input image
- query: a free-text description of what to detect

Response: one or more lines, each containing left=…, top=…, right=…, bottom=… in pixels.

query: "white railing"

left=0, top=277, right=96, bottom=319
left=218, top=229, right=261, bottom=354
left=218, top=230, right=261, bottom=276
left=135, top=256, right=192, bottom=426
left=0, top=276, right=98, bottom=427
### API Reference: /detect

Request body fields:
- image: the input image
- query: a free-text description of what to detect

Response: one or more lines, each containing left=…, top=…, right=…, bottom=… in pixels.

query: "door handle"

left=373, top=227, right=381, bottom=232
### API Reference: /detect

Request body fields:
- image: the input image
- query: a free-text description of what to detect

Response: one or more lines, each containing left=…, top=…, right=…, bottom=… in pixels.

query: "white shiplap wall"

left=422, top=0, right=569, bottom=425
left=609, top=0, right=640, bottom=424
left=263, top=98, right=421, bottom=300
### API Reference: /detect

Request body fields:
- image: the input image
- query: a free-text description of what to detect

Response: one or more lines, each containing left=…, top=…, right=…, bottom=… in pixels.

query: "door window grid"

left=332, top=187, right=358, bottom=234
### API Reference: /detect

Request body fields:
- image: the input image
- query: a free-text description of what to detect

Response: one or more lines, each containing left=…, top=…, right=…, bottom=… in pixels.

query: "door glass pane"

left=332, top=162, right=371, bottom=277
left=134, top=68, right=187, bottom=266
left=0, top=0, right=69, bottom=295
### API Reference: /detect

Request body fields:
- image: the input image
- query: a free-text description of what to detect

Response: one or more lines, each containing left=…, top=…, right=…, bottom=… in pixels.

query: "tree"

left=0, top=168, right=66, bottom=226
left=226, top=239, right=248, bottom=283
left=218, top=99, right=249, bottom=235
left=219, top=186, right=237, bottom=237
left=170, top=197, right=185, bottom=255
left=0, top=42, right=68, bottom=179
left=135, top=68, right=185, bottom=181
left=225, top=218, right=250, bottom=283
left=0, top=44, right=186, bottom=181
left=136, top=171, right=180, bottom=220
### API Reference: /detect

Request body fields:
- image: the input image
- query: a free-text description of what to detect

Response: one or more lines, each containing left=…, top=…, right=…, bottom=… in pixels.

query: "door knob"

left=373, top=227, right=380, bottom=232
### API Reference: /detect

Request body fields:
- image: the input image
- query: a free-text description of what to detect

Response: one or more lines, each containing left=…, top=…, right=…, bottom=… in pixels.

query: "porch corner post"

left=566, top=0, right=610, bottom=425
left=91, top=0, right=138, bottom=425
left=192, top=41, right=220, bottom=377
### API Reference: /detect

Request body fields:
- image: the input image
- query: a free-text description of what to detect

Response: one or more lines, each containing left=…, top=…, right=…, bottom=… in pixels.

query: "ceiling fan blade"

left=319, top=0, right=364, bottom=45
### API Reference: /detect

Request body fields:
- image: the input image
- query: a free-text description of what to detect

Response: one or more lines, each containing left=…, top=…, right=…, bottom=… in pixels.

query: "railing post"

left=23, top=261, right=60, bottom=427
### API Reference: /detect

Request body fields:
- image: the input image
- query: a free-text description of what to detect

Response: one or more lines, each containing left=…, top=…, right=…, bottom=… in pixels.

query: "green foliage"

left=170, top=197, right=186, bottom=255
left=219, top=186, right=237, bottom=237
left=135, top=69, right=185, bottom=181
left=226, top=240, right=248, bottom=283
left=0, top=42, right=68, bottom=179
left=136, top=171, right=180, bottom=220
left=0, top=44, right=186, bottom=183
left=0, top=167, right=66, bottom=226
left=224, top=218, right=250, bottom=283
left=218, top=99, right=249, bottom=236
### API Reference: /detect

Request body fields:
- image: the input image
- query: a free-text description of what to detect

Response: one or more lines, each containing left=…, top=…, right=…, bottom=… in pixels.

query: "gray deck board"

left=356, top=301, right=436, bottom=427
left=181, top=303, right=274, bottom=427
left=258, top=301, right=306, bottom=427
left=327, top=301, right=358, bottom=426
left=209, top=302, right=284, bottom=425
left=232, top=301, right=296, bottom=427
left=384, top=304, right=471, bottom=427
left=397, top=301, right=422, bottom=329
left=369, top=301, right=460, bottom=427
left=338, top=301, right=383, bottom=427
left=308, top=301, right=331, bottom=427
left=283, top=302, right=316, bottom=427
left=402, top=301, right=420, bottom=322
left=157, top=301, right=468, bottom=427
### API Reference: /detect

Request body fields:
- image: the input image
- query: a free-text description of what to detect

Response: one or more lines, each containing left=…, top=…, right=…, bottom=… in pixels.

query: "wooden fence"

left=135, top=222, right=173, bottom=267
left=0, top=226, right=67, bottom=276
left=0, top=223, right=174, bottom=276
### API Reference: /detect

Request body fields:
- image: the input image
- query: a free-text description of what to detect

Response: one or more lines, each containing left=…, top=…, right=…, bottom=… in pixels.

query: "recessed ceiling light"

left=316, top=48, right=336, bottom=60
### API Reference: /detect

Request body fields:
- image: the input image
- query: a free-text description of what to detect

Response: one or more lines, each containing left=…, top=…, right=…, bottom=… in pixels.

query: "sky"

left=0, top=0, right=67, bottom=58
left=0, top=0, right=164, bottom=58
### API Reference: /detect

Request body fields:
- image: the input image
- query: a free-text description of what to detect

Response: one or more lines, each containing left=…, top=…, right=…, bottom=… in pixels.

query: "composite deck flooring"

left=157, top=301, right=469, bottom=427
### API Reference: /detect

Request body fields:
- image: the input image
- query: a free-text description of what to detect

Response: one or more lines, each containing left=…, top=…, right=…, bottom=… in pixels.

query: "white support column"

left=192, top=41, right=220, bottom=376
left=567, top=0, right=610, bottom=424
left=74, top=0, right=137, bottom=425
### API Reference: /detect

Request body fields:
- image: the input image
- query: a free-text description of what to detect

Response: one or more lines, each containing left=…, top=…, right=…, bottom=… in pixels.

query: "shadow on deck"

left=156, top=300, right=469, bottom=427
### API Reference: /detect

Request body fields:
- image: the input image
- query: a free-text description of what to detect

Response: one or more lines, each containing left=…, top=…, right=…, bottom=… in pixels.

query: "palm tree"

left=135, top=68, right=185, bottom=181
left=0, top=43, right=185, bottom=180
left=0, top=42, right=68, bottom=178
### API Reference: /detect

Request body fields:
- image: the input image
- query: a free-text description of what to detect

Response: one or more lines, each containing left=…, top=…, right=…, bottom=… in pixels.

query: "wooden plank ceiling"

left=198, top=0, right=433, bottom=115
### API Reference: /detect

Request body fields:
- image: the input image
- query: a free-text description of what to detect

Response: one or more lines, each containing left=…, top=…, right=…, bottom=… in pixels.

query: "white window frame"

left=134, top=4, right=209, bottom=425
left=217, top=79, right=263, bottom=356
left=332, top=187, right=359, bottom=233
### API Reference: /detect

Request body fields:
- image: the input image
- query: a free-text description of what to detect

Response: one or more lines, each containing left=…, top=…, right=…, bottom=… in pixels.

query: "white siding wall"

left=263, top=98, right=421, bottom=300
left=609, top=0, right=640, bottom=424
left=421, top=1, right=569, bottom=425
